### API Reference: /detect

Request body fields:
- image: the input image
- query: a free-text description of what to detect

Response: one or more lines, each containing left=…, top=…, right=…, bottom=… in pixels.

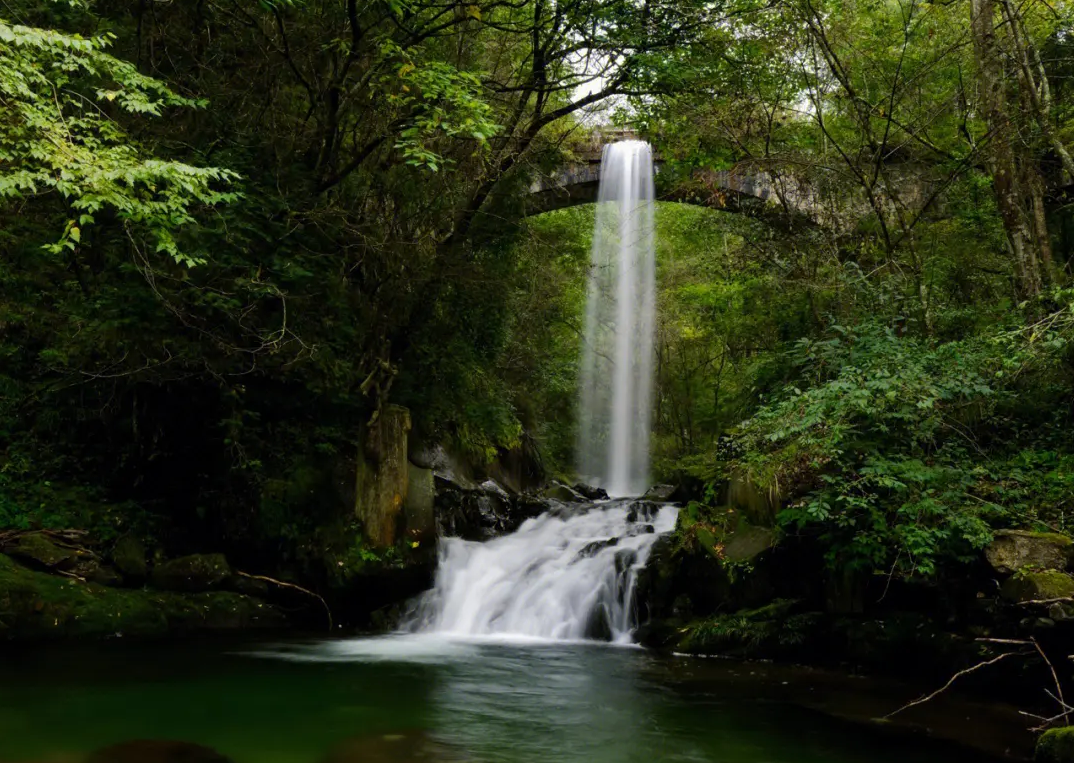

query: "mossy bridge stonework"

left=527, top=131, right=826, bottom=230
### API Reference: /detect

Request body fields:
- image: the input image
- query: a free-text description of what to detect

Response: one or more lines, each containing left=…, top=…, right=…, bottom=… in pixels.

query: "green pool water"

left=0, top=635, right=1023, bottom=763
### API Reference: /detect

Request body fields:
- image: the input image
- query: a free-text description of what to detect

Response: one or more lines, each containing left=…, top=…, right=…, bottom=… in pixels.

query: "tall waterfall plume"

left=577, top=141, right=657, bottom=497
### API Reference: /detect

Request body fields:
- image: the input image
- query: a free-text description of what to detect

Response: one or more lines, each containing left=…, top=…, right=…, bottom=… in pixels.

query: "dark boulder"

left=541, top=482, right=585, bottom=503
left=321, top=729, right=465, bottom=763
left=112, top=535, right=148, bottom=580
left=151, top=554, right=231, bottom=592
left=579, top=538, right=619, bottom=558
left=626, top=501, right=660, bottom=523
left=4, top=533, right=80, bottom=570
left=642, top=484, right=677, bottom=502
left=73, top=559, right=124, bottom=587
left=87, top=740, right=234, bottom=763
left=436, top=476, right=545, bottom=541
left=573, top=483, right=610, bottom=501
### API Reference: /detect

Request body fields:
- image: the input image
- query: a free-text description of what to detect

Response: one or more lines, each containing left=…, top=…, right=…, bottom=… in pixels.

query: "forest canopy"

left=2, top=0, right=1073, bottom=588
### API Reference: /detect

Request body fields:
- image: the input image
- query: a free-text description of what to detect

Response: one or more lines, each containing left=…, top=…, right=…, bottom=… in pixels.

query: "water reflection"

left=0, top=637, right=1019, bottom=763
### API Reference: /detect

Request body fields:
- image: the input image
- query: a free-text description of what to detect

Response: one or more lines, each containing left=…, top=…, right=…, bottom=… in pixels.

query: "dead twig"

left=235, top=571, right=333, bottom=631
left=884, top=651, right=1021, bottom=718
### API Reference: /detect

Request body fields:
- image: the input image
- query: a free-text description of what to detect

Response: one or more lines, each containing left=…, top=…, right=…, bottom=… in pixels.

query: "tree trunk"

left=970, top=0, right=1040, bottom=297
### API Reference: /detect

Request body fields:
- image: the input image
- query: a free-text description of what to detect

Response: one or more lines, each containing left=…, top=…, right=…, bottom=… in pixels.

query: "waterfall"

left=404, top=502, right=677, bottom=643
left=577, top=141, right=657, bottom=497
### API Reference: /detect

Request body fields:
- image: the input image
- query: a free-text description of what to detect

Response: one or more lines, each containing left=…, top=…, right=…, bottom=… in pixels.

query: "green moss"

left=1001, top=570, right=1074, bottom=603
left=1036, top=726, right=1074, bottom=763
left=677, top=599, right=814, bottom=655
left=0, top=553, right=283, bottom=640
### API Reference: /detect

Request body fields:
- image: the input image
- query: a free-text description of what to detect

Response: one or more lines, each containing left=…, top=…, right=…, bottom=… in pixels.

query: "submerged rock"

left=322, top=729, right=466, bottom=763
left=87, top=740, right=234, bottom=763
left=986, top=530, right=1074, bottom=575
left=151, top=553, right=231, bottom=592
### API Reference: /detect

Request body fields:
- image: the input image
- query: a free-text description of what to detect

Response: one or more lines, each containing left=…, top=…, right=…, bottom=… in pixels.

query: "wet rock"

left=628, top=524, right=655, bottom=536
left=87, top=740, right=234, bottom=763
left=579, top=538, right=619, bottom=558
left=573, top=483, right=609, bottom=501
left=541, top=482, right=585, bottom=503
left=614, top=548, right=638, bottom=575
left=112, top=535, right=147, bottom=580
left=985, top=530, right=1074, bottom=575
left=642, top=484, right=676, bottom=502
left=479, top=479, right=511, bottom=498
left=1000, top=569, right=1074, bottom=604
left=5, top=534, right=79, bottom=570
left=436, top=475, right=542, bottom=541
left=626, top=501, right=660, bottom=523
left=151, top=554, right=231, bottom=592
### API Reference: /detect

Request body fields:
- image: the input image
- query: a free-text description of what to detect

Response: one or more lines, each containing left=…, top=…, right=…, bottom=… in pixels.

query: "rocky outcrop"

left=986, top=530, right=1074, bottom=575
left=151, top=553, right=231, bottom=592
left=0, top=553, right=284, bottom=640
left=435, top=476, right=546, bottom=541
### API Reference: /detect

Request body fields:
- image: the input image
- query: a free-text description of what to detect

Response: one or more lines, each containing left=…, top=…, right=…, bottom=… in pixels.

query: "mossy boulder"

left=112, top=535, right=148, bottom=580
left=541, top=482, right=584, bottom=503
left=151, top=553, right=231, bottom=592
left=5, top=533, right=80, bottom=569
left=721, top=524, right=778, bottom=563
left=1000, top=570, right=1074, bottom=604
left=986, top=530, right=1074, bottom=575
left=1036, top=726, right=1074, bottom=763
left=0, top=553, right=283, bottom=639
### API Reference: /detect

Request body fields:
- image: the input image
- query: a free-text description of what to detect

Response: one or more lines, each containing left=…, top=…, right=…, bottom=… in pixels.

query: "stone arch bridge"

left=526, top=131, right=828, bottom=230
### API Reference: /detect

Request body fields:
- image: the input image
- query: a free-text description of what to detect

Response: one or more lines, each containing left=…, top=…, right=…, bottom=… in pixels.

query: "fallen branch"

left=235, top=571, right=333, bottom=631
left=884, top=651, right=1021, bottom=718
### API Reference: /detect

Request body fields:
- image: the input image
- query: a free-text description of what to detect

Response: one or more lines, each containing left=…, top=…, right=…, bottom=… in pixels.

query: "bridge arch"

left=525, top=142, right=819, bottom=231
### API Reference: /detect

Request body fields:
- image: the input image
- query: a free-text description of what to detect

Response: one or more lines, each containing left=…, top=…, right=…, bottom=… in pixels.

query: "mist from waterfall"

left=577, top=141, right=657, bottom=497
